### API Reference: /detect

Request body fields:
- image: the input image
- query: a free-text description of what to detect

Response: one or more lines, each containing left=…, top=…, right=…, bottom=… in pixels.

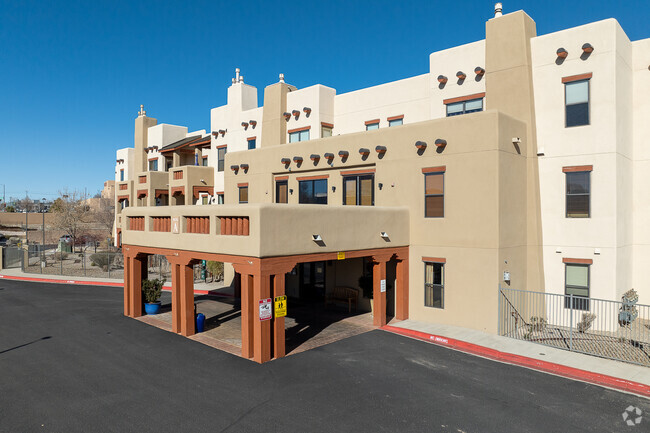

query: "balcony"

left=116, top=180, right=133, bottom=214
left=168, top=165, right=214, bottom=206
left=120, top=203, right=409, bottom=258
left=134, top=171, right=168, bottom=206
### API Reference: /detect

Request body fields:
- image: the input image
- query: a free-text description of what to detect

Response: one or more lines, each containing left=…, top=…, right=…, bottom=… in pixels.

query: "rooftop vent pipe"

left=494, top=2, right=502, bottom=17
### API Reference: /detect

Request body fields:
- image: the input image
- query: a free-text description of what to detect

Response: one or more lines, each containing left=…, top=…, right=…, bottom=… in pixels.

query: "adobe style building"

left=114, top=6, right=650, bottom=363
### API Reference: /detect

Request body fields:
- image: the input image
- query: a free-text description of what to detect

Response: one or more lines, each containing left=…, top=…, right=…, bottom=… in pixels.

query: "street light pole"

left=41, top=198, right=46, bottom=274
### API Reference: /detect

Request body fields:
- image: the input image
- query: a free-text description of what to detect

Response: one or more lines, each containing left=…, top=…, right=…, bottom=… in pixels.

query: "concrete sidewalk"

left=0, top=268, right=232, bottom=295
left=384, top=319, right=650, bottom=397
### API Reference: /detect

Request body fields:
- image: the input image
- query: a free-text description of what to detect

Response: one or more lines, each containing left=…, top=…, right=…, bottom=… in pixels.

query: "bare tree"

left=93, top=197, right=115, bottom=234
left=51, top=190, right=91, bottom=253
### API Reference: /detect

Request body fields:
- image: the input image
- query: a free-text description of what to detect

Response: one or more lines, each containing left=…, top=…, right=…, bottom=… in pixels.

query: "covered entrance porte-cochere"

left=123, top=245, right=408, bottom=363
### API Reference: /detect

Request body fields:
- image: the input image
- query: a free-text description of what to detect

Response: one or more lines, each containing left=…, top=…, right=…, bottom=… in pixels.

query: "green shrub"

left=206, top=261, right=224, bottom=280
left=142, top=278, right=165, bottom=303
left=90, top=253, right=117, bottom=271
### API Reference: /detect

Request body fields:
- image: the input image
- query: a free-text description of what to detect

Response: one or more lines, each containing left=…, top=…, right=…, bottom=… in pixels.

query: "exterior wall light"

left=380, top=232, right=389, bottom=239
left=312, top=234, right=322, bottom=242
left=556, top=48, right=568, bottom=58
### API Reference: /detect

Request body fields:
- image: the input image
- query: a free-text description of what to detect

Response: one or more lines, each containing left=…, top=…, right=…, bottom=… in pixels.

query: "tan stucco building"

left=114, top=8, right=650, bottom=362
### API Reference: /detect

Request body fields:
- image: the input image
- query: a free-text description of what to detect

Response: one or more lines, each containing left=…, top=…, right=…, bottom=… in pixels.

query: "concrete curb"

left=382, top=324, right=650, bottom=398
left=0, top=274, right=233, bottom=297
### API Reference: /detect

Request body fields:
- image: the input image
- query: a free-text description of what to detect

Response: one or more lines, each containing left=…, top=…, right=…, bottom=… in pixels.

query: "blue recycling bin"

left=196, top=313, right=205, bottom=333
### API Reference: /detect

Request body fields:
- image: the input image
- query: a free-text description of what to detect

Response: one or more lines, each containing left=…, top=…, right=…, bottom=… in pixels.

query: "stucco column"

left=130, top=253, right=145, bottom=318
left=395, top=252, right=409, bottom=321
left=372, top=255, right=391, bottom=327
left=253, top=271, right=272, bottom=364
left=179, top=262, right=195, bottom=336
left=123, top=251, right=132, bottom=317
left=240, top=273, right=254, bottom=359
left=169, top=261, right=182, bottom=334
left=272, top=273, right=286, bottom=359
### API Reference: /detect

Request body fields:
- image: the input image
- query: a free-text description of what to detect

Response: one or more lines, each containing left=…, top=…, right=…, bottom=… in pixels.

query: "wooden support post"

left=123, top=252, right=131, bottom=317
left=395, top=255, right=409, bottom=320
left=253, top=272, right=272, bottom=364
left=372, top=257, right=388, bottom=327
left=179, top=262, right=195, bottom=336
left=273, top=273, right=286, bottom=359
left=241, top=273, right=254, bottom=359
left=170, top=262, right=182, bottom=333
left=130, top=254, right=144, bottom=318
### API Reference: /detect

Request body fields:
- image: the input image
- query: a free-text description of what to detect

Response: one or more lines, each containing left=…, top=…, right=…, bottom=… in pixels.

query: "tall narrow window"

left=217, top=147, right=227, bottom=172
left=217, top=193, right=224, bottom=204
left=424, top=261, right=444, bottom=308
left=321, top=123, right=333, bottom=137
left=238, top=186, right=248, bottom=204
left=343, top=175, right=374, bottom=206
left=201, top=156, right=208, bottom=166
left=120, top=169, right=124, bottom=181
left=565, top=79, right=590, bottom=127
left=565, top=170, right=590, bottom=218
left=298, top=179, right=327, bottom=204
left=247, top=138, right=256, bottom=150
left=276, top=180, right=288, bottom=204
left=424, top=170, right=444, bottom=218
left=565, top=263, right=590, bottom=310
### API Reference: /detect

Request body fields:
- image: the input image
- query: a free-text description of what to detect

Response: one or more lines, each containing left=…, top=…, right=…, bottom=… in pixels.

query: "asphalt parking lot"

left=0, top=279, right=647, bottom=433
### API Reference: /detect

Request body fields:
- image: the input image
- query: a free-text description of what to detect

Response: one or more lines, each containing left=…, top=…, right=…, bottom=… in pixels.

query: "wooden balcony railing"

left=173, top=170, right=183, bottom=180
left=186, top=216, right=210, bottom=234
left=219, top=216, right=249, bottom=236
left=129, top=216, right=145, bottom=231
left=152, top=217, right=171, bottom=232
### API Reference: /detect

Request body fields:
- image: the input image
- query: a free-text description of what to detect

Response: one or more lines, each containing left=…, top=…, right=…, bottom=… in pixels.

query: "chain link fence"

left=499, top=286, right=650, bottom=366
left=20, top=244, right=124, bottom=280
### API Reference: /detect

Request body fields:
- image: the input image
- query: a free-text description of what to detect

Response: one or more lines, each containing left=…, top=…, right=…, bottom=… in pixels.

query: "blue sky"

left=1, top=0, right=649, bottom=202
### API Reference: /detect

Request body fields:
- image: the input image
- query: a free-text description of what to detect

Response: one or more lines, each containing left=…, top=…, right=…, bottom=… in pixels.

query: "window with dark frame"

left=276, top=180, right=288, bottom=204
left=566, top=171, right=590, bottom=218
left=148, top=159, right=158, bottom=171
left=120, top=169, right=124, bottom=181
left=388, top=118, right=403, bottom=127
left=217, top=147, right=227, bottom=172
left=365, top=122, right=379, bottom=131
left=201, top=156, right=208, bottom=166
left=565, top=79, right=590, bottom=127
left=424, top=262, right=444, bottom=308
left=238, top=186, right=248, bottom=204
left=424, top=172, right=444, bottom=217
left=289, top=129, right=310, bottom=143
left=446, top=98, right=483, bottom=116
left=565, top=263, right=590, bottom=310
left=343, top=174, right=374, bottom=206
left=217, top=193, right=224, bottom=204
left=298, top=179, right=327, bottom=204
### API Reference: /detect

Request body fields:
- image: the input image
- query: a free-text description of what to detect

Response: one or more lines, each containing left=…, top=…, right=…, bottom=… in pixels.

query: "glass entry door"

left=299, top=261, right=326, bottom=301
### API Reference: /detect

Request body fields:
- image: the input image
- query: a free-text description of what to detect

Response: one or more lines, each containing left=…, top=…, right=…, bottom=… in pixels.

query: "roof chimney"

left=494, top=2, right=503, bottom=17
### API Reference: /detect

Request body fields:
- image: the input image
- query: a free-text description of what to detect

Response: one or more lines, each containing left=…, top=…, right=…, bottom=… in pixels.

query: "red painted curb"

left=0, top=274, right=233, bottom=297
left=382, top=324, right=650, bottom=398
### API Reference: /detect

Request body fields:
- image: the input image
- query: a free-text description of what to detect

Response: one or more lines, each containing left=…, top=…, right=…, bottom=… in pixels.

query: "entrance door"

left=299, top=261, right=326, bottom=301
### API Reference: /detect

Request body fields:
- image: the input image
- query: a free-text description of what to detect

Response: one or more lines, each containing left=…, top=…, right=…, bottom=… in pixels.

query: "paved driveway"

left=0, top=280, right=647, bottom=432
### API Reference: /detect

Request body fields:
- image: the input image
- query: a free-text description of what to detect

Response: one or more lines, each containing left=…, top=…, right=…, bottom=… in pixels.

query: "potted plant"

left=142, top=278, right=165, bottom=315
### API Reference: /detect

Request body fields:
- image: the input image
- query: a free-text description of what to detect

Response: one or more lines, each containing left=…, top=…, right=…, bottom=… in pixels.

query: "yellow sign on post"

left=274, top=295, right=287, bottom=317
left=337, top=252, right=345, bottom=260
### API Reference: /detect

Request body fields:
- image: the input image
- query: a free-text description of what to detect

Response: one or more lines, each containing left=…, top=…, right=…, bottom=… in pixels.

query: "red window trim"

left=422, top=166, right=446, bottom=174
left=340, top=168, right=376, bottom=176
left=288, top=126, right=311, bottom=134
left=562, top=73, right=592, bottom=84
left=321, top=122, right=334, bottom=129
left=422, top=257, right=446, bottom=264
left=443, top=92, right=486, bottom=105
left=148, top=157, right=158, bottom=162
left=117, top=195, right=129, bottom=201
left=247, top=136, right=257, bottom=141
left=202, top=155, right=208, bottom=159
left=237, top=183, right=249, bottom=188
left=563, top=258, right=593, bottom=265
left=275, top=176, right=289, bottom=181
left=387, top=115, right=404, bottom=122
left=562, top=165, right=593, bottom=173
left=296, top=174, right=329, bottom=181
left=216, top=144, right=228, bottom=149
left=364, top=119, right=380, bottom=126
